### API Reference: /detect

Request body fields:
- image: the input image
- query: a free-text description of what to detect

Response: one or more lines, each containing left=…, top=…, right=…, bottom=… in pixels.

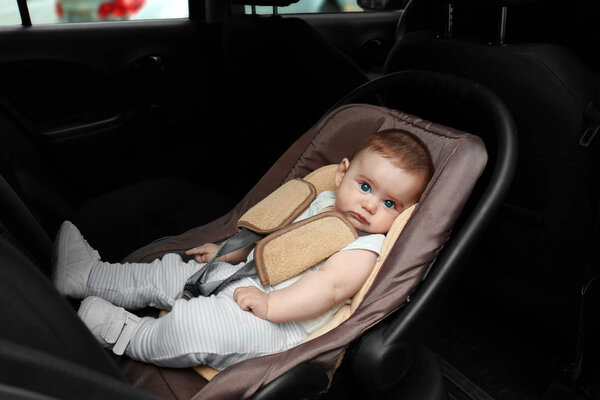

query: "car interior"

left=0, top=0, right=598, bottom=399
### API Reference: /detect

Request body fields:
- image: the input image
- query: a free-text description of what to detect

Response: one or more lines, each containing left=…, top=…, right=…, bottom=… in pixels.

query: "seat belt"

left=568, top=197, right=600, bottom=389
left=579, top=103, right=600, bottom=147
left=568, top=77, right=600, bottom=390
left=580, top=79, right=600, bottom=147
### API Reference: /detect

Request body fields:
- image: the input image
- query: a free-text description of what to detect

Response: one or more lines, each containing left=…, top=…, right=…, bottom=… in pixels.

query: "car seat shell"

left=121, top=71, right=515, bottom=400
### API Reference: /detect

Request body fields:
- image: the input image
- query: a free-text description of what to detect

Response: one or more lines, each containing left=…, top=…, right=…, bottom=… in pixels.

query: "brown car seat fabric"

left=120, top=103, right=487, bottom=400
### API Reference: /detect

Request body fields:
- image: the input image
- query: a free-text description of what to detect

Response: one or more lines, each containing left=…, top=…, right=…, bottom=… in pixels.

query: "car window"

left=0, top=0, right=188, bottom=25
left=246, top=0, right=363, bottom=14
left=0, top=0, right=22, bottom=25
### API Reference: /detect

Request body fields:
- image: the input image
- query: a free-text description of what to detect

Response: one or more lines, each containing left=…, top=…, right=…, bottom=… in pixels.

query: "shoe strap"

left=113, top=313, right=140, bottom=355
left=102, top=308, right=140, bottom=355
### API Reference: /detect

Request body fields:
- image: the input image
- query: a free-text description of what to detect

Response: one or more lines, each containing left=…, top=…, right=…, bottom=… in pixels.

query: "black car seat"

left=0, top=94, right=235, bottom=267
left=220, top=0, right=370, bottom=195
left=0, top=234, right=170, bottom=400
left=382, top=0, right=600, bottom=367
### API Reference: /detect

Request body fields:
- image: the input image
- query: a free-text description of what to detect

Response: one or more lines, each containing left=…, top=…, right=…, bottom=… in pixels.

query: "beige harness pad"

left=237, top=179, right=317, bottom=234
left=254, top=211, right=358, bottom=286
left=236, top=172, right=358, bottom=286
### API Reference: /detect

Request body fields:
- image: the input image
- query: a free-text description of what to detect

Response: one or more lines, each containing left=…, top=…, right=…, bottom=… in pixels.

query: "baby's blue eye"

left=360, top=183, right=371, bottom=192
left=384, top=200, right=395, bottom=209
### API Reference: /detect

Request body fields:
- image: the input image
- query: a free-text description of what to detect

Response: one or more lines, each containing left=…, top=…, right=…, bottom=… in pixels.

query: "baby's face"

left=334, top=151, right=425, bottom=234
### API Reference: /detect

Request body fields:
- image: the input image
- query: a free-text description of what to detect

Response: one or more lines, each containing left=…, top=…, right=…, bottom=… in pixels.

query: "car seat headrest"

left=358, top=0, right=535, bottom=12
left=356, top=0, right=408, bottom=11
left=448, top=0, right=536, bottom=6
left=229, top=0, right=300, bottom=6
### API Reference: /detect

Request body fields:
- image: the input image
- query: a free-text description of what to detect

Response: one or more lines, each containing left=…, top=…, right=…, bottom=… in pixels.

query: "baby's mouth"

left=350, top=212, right=368, bottom=225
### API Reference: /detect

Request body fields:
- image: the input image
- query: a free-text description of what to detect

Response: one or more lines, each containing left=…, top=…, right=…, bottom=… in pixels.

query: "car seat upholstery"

left=383, top=0, right=600, bottom=350
left=0, top=94, right=235, bottom=267
left=115, top=70, right=516, bottom=400
left=356, top=0, right=417, bottom=43
left=220, top=0, right=370, bottom=196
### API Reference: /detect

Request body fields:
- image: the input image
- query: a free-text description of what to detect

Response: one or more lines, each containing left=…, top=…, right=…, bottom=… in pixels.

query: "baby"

left=53, top=128, right=433, bottom=370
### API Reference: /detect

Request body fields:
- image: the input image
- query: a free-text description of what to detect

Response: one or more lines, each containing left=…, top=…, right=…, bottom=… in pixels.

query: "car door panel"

left=0, top=19, right=217, bottom=199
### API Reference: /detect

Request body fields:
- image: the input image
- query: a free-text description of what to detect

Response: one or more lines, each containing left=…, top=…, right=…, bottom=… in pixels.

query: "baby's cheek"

left=383, top=213, right=398, bottom=229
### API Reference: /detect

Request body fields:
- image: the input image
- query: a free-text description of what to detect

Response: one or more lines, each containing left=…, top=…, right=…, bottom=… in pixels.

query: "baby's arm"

left=186, top=243, right=255, bottom=264
left=234, top=249, right=377, bottom=322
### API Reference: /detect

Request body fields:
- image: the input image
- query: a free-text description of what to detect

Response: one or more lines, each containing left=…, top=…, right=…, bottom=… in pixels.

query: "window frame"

left=8, top=0, right=199, bottom=27
left=16, top=0, right=31, bottom=26
left=238, top=1, right=365, bottom=16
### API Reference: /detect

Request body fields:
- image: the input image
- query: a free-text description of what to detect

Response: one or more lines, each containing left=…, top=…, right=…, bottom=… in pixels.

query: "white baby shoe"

left=53, top=221, right=101, bottom=298
left=78, top=296, right=140, bottom=355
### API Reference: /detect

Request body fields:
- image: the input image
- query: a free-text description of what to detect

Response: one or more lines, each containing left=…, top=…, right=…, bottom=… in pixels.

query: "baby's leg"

left=86, top=253, right=198, bottom=310
left=87, top=255, right=246, bottom=310
left=126, top=280, right=308, bottom=369
left=54, top=220, right=246, bottom=310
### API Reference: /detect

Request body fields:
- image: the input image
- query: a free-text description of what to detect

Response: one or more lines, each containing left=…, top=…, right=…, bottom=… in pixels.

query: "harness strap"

left=182, top=172, right=345, bottom=299
left=183, top=212, right=358, bottom=298
left=182, top=229, right=263, bottom=299
left=196, top=260, right=259, bottom=298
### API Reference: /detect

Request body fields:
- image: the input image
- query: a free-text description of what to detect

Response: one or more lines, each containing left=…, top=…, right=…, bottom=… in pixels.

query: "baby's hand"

left=185, top=243, right=220, bottom=263
left=234, top=286, right=269, bottom=320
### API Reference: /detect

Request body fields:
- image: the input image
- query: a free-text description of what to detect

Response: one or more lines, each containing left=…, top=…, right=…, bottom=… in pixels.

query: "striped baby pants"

left=85, top=253, right=307, bottom=369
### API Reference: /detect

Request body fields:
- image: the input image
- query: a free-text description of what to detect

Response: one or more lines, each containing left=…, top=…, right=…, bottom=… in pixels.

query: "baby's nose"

left=362, top=198, right=377, bottom=213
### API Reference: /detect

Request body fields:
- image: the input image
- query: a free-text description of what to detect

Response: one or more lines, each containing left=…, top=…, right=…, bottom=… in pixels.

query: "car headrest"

left=448, top=0, right=536, bottom=6
left=357, top=0, right=408, bottom=11
left=358, top=0, right=534, bottom=11
left=229, top=0, right=300, bottom=6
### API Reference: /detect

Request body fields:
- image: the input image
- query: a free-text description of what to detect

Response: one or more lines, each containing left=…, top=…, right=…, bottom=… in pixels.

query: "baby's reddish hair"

left=356, top=129, right=434, bottom=188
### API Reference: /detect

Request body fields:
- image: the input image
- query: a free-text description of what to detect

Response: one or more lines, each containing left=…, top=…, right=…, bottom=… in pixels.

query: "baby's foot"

left=53, top=221, right=100, bottom=298
left=78, top=296, right=140, bottom=355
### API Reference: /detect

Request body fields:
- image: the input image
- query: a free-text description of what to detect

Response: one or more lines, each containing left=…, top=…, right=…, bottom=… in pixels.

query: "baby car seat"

left=0, top=70, right=516, bottom=400
left=119, top=70, right=517, bottom=399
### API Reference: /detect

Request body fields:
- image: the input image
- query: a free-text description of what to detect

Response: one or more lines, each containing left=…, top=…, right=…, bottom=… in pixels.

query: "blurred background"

left=0, top=0, right=361, bottom=25
left=0, top=0, right=187, bottom=24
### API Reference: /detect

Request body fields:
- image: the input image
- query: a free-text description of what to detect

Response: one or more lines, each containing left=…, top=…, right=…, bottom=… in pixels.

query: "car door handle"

left=41, top=113, right=124, bottom=139
left=361, top=38, right=385, bottom=59
left=133, top=54, right=165, bottom=74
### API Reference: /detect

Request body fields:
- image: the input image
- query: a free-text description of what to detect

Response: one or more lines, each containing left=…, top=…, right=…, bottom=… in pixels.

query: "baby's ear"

left=335, top=158, right=350, bottom=187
